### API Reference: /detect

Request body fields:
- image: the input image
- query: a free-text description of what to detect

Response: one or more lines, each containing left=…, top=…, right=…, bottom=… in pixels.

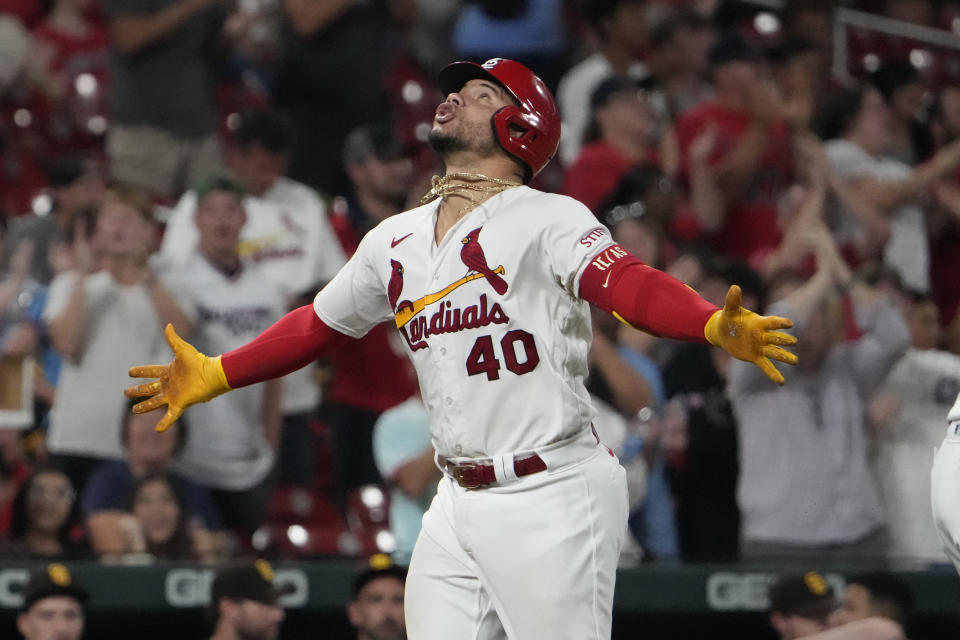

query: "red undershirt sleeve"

left=579, top=244, right=718, bottom=343
left=220, top=304, right=351, bottom=388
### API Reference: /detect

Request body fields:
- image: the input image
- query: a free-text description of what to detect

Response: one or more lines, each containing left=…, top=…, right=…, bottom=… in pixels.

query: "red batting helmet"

left=438, top=58, right=561, bottom=182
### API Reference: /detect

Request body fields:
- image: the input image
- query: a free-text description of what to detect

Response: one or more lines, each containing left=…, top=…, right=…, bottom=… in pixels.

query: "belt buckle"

left=450, top=462, right=485, bottom=490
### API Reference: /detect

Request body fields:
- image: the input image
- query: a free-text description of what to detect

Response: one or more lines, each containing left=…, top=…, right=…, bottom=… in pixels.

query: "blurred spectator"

left=104, top=472, right=197, bottom=561
left=557, top=0, right=649, bottom=166
left=160, top=110, right=347, bottom=489
left=562, top=76, right=659, bottom=214
left=323, top=124, right=418, bottom=509
left=819, top=84, right=960, bottom=293
left=2, top=152, right=105, bottom=285
left=868, top=291, right=960, bottom=562
left=272, top=0, right=391, bottom=196
left=661, top=258, right=765, bottom=562
left=371, top=394, right=437, bottom=564
left=43, top=187, right=190, bottom=492
left=162, top=176, right=284, bottom=534
left=779, top=0, right=835, bottom=95
left=16, top=563, right=87, bottom=640
left=732, top=223, right=910, bottom=562
left=831, top=572, right=913, bottom=631
left=451, top=0, right=571, bottom=92
left=644, top=8, right=714, bottom=119
left=675, top=30, right=795, bottom=264
left=28, top=0, right=110, bottom=158
left=347, top=556, right=407, bottom=640
left=102, top=0, right=231, bottom=201
left=870, top=58, right=933, bottom=165
left=0, top=234, right=49, bottom=432
left=767, top=38, right=820, bottom=133
left=207, top=559, right=292, bottom=640
left=768, top=572, right=836, bottom=639
left=6, top=465, right=86, bottom=558
left=81, top=404, right=223, bottom=560
left=767, top=570, right=905, bottom=639
left=162, top=110, right=346, bottom=301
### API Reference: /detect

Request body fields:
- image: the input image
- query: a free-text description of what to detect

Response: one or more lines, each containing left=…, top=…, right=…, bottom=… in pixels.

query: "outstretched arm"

left=579, top=246, right=797, bottom=385
left=126, top=305, right=350, bottom=431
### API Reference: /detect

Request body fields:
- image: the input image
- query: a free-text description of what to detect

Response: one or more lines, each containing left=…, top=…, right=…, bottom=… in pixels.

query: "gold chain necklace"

left=421, top=172, right=522, bottom=217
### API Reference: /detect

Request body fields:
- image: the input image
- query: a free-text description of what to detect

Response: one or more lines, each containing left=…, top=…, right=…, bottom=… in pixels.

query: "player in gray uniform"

left=126, top=59, right=797, bottom=640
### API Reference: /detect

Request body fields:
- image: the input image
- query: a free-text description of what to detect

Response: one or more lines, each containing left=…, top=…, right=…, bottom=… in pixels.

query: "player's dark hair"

left=813, top=84, right=869, bottom=141
left=234, top=110, right=295, bottom=155
left=849, top=572, right=914, bottom=627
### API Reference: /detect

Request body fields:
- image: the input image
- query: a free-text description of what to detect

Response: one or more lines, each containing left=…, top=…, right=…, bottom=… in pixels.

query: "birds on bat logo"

left=387, top=225, right=508, bottom=314
left=460, top=226, right=508, bottom=294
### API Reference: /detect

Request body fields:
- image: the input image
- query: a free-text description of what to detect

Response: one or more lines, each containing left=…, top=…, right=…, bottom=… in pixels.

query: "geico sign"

left=706, top=572, right=846, bottom=611
left=165, top=568, right=308, bottom=608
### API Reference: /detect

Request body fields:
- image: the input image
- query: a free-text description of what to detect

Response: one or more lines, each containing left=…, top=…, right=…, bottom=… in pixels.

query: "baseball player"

left=931, top=389, right=960, bottom=573
left=127, top=58, right=797, bottom=640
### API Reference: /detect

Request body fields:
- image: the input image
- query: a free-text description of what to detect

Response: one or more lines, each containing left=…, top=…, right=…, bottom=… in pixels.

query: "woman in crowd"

left=6, top=465, right=86, bottom=558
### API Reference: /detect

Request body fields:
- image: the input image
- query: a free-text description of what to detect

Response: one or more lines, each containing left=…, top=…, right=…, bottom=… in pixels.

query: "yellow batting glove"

left=704, top=285, right=798, bottom=385
left=125, top=324, right=232, bottom=432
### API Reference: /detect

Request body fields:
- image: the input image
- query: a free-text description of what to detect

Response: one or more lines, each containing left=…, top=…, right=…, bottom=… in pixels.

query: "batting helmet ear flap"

left=490, top=106, right=552, bottom=184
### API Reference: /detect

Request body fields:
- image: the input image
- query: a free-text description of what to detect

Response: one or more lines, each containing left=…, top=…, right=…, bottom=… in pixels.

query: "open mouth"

left=435, top=102, right=457, bottom=124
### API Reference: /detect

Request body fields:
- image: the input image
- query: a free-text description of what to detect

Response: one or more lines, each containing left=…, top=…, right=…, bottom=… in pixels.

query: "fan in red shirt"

left=675, top=30, right=795, bottom=265
left=562, top=76, right=661, bottom=215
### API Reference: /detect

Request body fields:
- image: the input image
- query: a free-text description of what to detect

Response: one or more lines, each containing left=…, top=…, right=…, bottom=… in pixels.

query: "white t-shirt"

left=43, top=270, right=175, bottom=459
left=161, top=177, right=347, bottom=414
left=166, top=253, right=286, bottom=490
left=314, top=186, right=613, bottom=458
left=826, top=139, right=929, bottom=293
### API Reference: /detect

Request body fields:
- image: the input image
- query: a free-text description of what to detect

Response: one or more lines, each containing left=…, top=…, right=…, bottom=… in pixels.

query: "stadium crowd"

left=0, top=0, right=959, bottom=574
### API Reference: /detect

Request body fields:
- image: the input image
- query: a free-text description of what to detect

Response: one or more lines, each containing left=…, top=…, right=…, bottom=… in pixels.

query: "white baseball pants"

left=405, top=429, right=629, bottom=640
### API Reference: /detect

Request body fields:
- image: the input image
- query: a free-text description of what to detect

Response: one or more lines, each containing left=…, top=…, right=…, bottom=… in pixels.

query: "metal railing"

left=832, top=7, right=960, bottom=80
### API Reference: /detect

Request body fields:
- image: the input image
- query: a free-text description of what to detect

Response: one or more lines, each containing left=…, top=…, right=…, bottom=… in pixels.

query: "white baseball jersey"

left=932, top=388, right=960, bottom=574
left=313, top=185, right=616, bottom=458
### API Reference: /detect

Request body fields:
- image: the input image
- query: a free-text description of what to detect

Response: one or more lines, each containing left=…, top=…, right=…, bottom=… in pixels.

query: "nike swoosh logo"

left=391, top=233, right=413, bottom=248
left=601, top=270, right=613, bottom=288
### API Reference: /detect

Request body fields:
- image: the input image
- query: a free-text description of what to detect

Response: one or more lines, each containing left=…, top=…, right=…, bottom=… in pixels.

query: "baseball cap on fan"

left=768, top=571, right=836, bottom=619
left=20, top=563, right=89, bottom=612
left=211, top=559, right=295, bottom=606
left=352, top=553, right=407, bottom=598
